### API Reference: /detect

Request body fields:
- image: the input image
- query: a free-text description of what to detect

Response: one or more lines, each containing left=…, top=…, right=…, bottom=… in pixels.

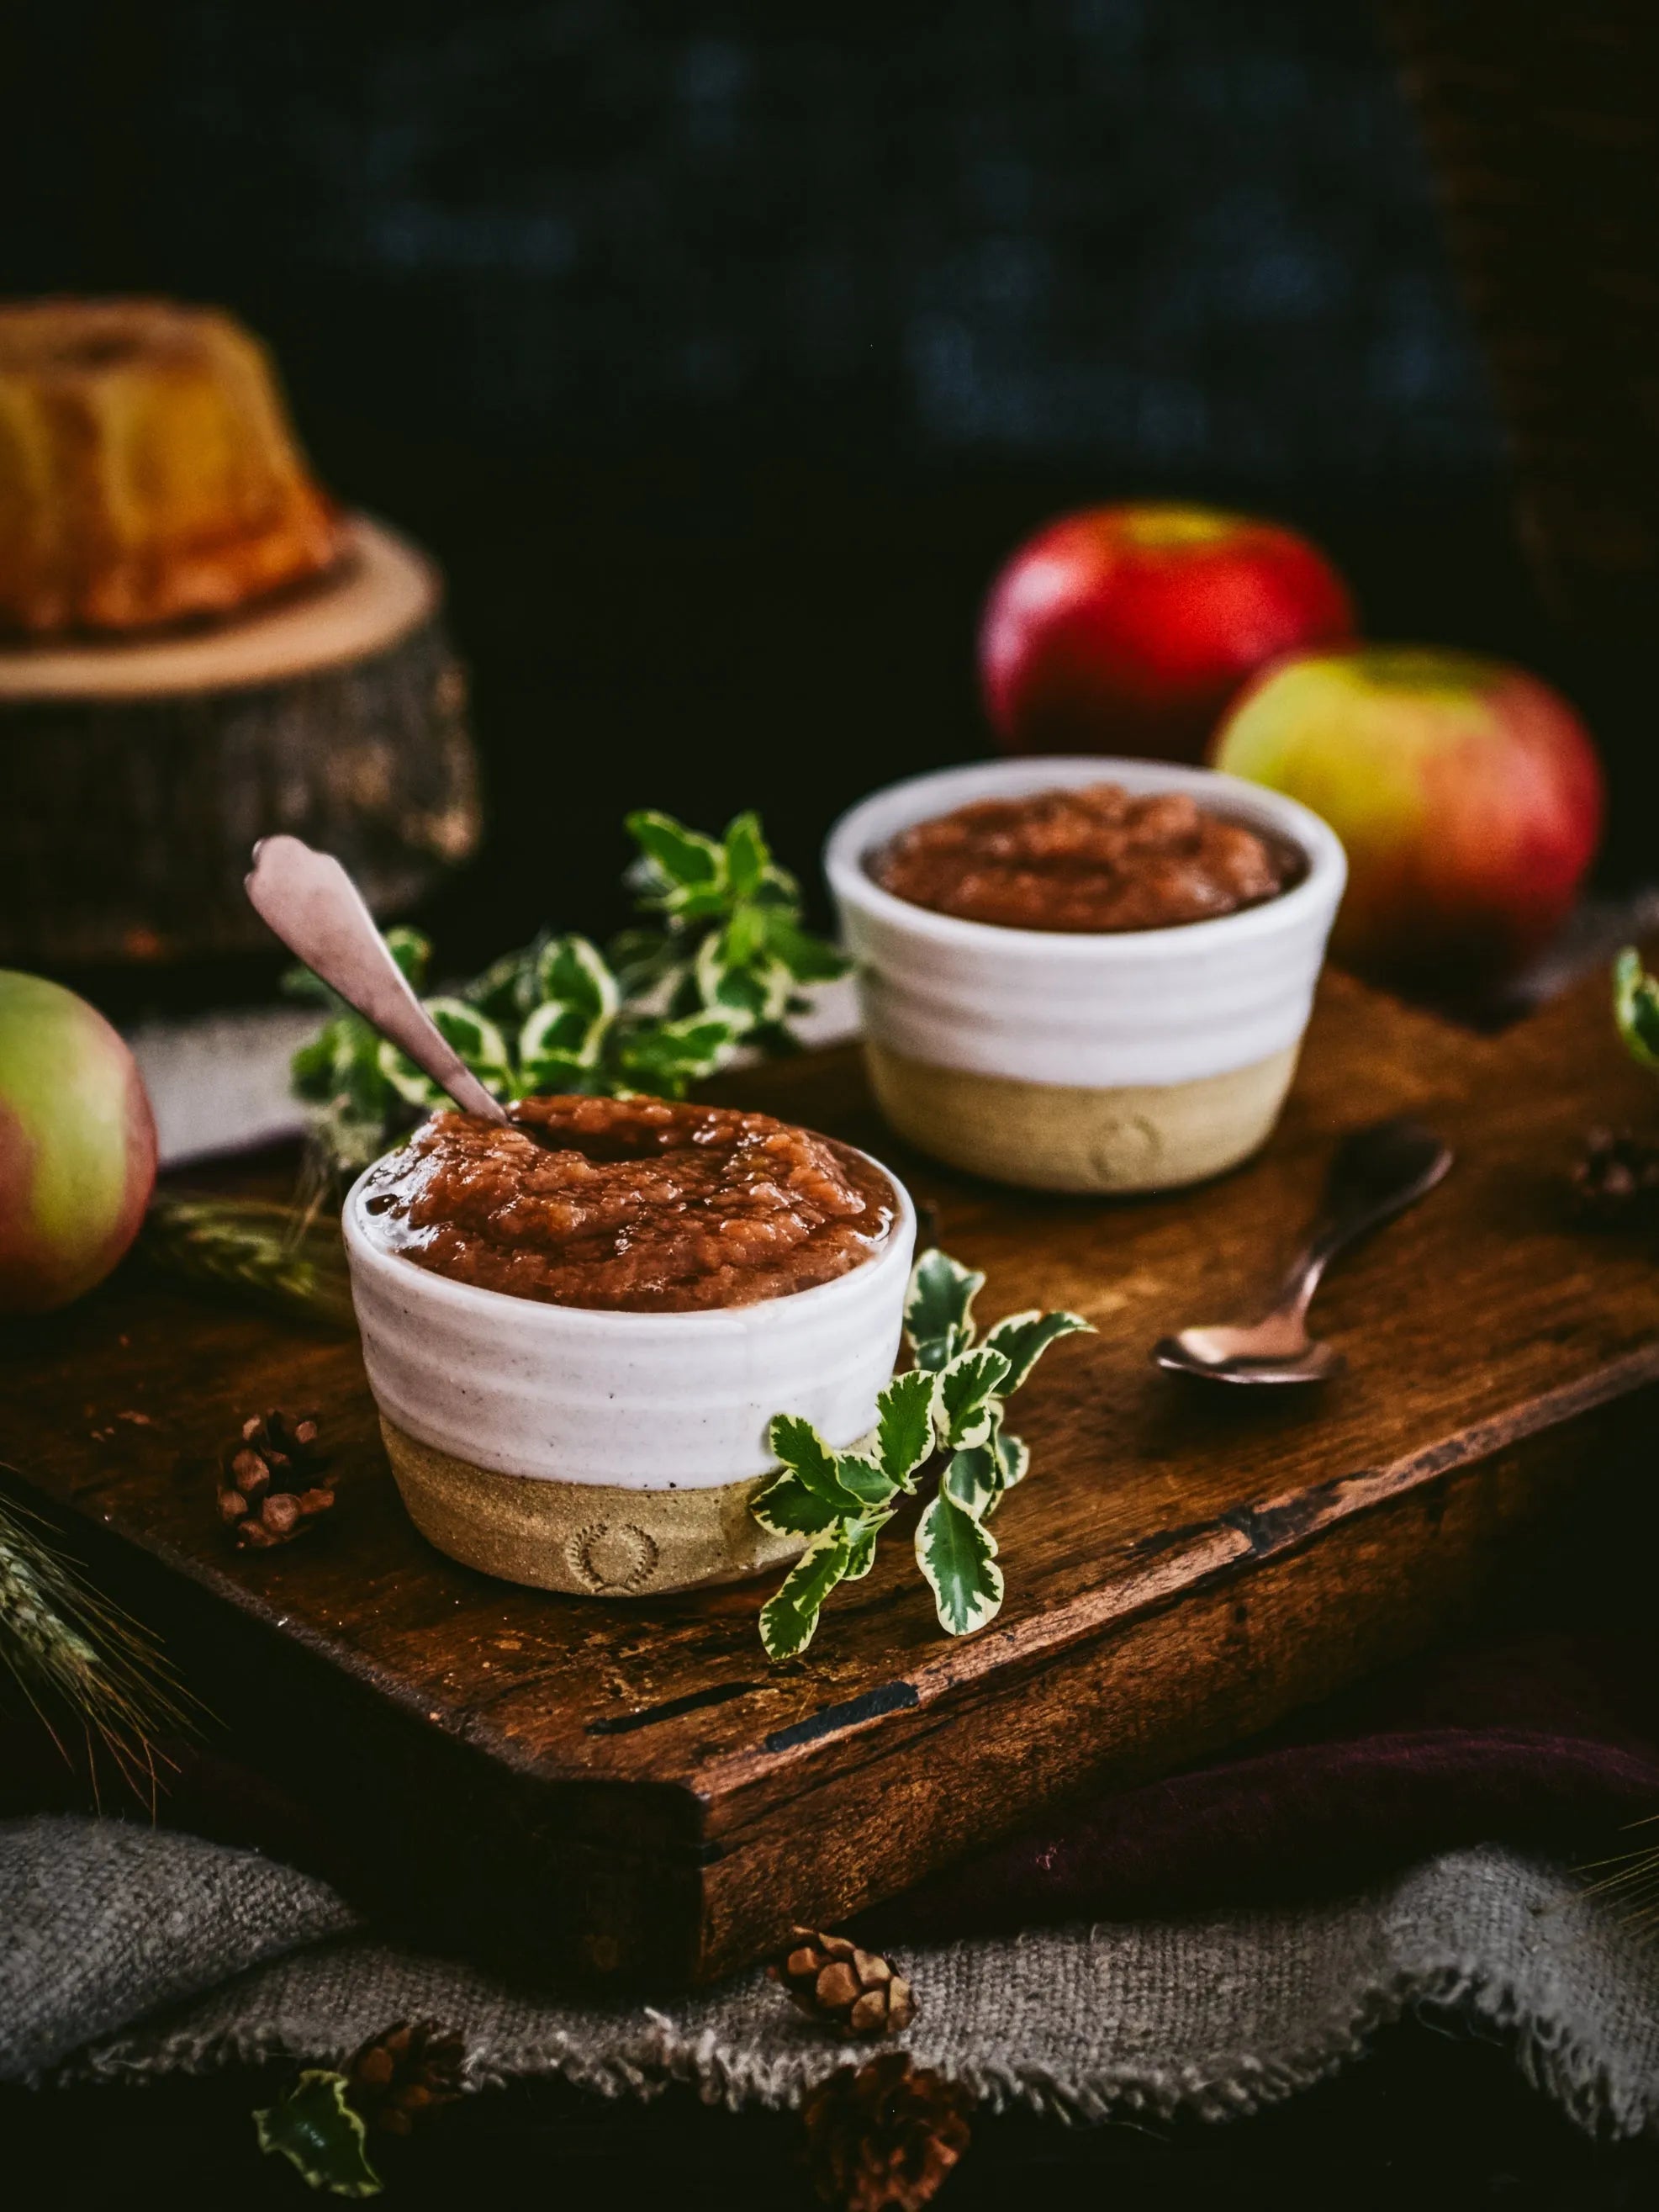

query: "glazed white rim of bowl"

left=823, top=755, right=1346, bottom=960
left=341, top=1138, right=917, bottom=1336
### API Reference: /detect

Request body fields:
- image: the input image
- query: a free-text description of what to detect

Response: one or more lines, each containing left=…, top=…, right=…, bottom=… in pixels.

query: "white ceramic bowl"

left=343, top=1154, right=916, bottom=1596
left=825, top=757, right=1345, bottom=1193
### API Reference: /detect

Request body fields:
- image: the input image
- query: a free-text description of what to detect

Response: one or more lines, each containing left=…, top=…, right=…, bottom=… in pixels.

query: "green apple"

left=0, top=971, right=157, bottom=1314
left=1213, top=648, right=1604, bottom=991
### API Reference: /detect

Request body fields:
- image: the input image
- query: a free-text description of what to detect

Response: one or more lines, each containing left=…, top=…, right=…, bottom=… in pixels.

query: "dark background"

left=5, top=0, right=1545, bottom=974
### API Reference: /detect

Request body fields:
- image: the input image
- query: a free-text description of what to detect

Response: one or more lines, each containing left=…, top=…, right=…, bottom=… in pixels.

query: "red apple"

left=0, top=971, right=157, bottom=1314
left=979, top=503, right=1355, bottom=761
left=1212, top=647, right=1604, bottom=990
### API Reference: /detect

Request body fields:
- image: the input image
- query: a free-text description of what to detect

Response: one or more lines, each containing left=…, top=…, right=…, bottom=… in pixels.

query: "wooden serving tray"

left=6, top=964, right=1657, bottom=1986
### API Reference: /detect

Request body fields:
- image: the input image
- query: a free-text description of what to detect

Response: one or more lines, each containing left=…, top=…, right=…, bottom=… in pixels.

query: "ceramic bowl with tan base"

left=341, top=1159, right=915, bottom=1596
left=825, top=758, right=1345, bottom=1195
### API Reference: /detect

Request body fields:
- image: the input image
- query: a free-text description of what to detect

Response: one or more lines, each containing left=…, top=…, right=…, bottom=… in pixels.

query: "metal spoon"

left=1152, top=1117, right=1453, bottom=1387
left=245, top=833, right=510, bottom=1125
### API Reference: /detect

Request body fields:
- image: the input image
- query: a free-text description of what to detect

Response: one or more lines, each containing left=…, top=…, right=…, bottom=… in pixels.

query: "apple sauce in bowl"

left=359, top=1093, right=899, bottom=1312
left=870, top=780, right=1300, bottom=934
left=826, top=757, right=1345, bottom=1195
left=343, top=1096, right=914, bottom=1597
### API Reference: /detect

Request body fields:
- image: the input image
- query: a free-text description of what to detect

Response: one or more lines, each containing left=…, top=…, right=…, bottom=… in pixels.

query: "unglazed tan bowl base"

left=380, top=1419, right=806, bottom=1596
left=865, top=1041, right=1301, bottom=1193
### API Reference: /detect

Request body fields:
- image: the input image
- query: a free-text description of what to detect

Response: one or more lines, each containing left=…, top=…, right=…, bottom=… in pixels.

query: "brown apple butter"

left=872, top=781, right=1297, bottom=933
left=360, top=1093, right=897, bottom=1312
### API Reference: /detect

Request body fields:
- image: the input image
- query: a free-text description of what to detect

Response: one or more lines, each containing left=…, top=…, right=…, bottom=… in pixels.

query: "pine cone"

left=1573, top=1129, right=1659, bottom=1225
left=802, top=2052, right=971, bottom=2212
left=345, top=2019, right=466, bottom=2137
left=217, top=1409, right=335, bottom=1548
left=774, top=1928, right=915, bottom=2038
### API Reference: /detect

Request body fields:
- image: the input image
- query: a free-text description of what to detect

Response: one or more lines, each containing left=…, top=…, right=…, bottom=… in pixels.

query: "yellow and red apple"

left=979, top=503, right=1355, bottom=761
left=0, top=971, right=157, bottom=1315
left=1213, top=648, right=1604, bottom=991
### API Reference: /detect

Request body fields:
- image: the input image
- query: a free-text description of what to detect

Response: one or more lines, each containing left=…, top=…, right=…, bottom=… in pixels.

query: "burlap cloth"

left=4, top=1816, right=1656, bottom=2136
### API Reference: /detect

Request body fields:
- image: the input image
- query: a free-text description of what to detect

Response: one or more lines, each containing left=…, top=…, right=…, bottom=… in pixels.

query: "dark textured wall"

left=10, top=0, right=1497, bottom=495
left=9, top=3, right=1537, bottom=978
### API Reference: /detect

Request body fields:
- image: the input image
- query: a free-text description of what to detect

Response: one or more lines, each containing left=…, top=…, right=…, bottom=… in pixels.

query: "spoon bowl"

left=1152, top=1331, right=1347, bottom=1387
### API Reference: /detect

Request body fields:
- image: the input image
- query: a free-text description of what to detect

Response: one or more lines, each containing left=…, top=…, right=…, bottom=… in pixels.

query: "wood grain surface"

left=4, top=962, right=1656, bottom=1985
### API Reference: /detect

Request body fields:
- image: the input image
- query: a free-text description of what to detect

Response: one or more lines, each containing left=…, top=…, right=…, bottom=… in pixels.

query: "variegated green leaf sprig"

left=254, top=2071, right=383, bottom=2198
left=288, top=809, right=850, bottom=1177
left=1614, top=946, right=1659, bottom=1072
left=751, top=1251, right=1091, bottom=1659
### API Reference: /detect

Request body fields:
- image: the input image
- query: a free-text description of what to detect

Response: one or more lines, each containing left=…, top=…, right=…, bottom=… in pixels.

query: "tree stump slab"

left=0, top=515, right=482, bottom=966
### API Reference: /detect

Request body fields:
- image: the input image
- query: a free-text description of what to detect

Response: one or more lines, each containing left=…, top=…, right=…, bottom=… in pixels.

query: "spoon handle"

left=1266, top=1118, right=1454, bottom=1324
left=245, top=835, right=510, bottom=1125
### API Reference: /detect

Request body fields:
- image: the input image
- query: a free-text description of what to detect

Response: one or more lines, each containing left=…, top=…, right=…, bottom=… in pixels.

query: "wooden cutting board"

left=5, top=962, right=1657, bottom=1986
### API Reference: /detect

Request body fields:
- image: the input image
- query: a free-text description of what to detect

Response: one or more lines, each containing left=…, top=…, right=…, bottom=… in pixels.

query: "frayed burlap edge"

left=45, top=1844, right=1659, bottom=2141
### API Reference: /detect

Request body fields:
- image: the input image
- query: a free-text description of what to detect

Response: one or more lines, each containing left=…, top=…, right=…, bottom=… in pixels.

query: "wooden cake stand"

left=0, top=514, right=483, bottom=967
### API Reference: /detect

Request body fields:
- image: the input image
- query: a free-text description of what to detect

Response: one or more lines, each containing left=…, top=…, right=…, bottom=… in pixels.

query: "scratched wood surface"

left=5, top=962, right=1658, bottom=1985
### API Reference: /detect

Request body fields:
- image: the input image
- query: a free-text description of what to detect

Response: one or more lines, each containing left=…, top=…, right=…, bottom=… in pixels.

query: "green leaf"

left=519, top=1006, right=599, bottom=1080
left=626, top=808, right=725, bottom=886
left=935, top=1346, right=1012, bottom=1450
left=288, top=1032, right=338, bottom=1098
left=1614, top=947, right=1659, bottom=1072
left=750, top=1468, right=847, bottom=1538
left=693, top=929, right=792, bottom=1030
left=533, top=933, right=619, bottom=1024
left=842, top=1516, right=890, bottom=1581
left=915, top=1491, right=1003, bottom=1637
left=766, top=1415, right=864, bottom=1514
left=431, top=999, right=514, bottom=1087
left=515, top=1045, right=604, bottom=1095
left=712, top=960, right=794, bottom=1031
left=254, top=2071, right=382, bottom=2198
left=905, top=1249, right=985, bottom=1372
left=383, top=926, right=433, bottom=989
left=832, top=1452, right=899, bottom=1510
left=723, top=810, right=772, bottom=898
left=375, top=1040, right=443, bottom=1110
left=746, top=1017, right=806, bottom=1059
left=874, top=1367, right=938, bottom=1491
left=758, top=1528, right=853, bottom=1659
left=613, top=1012, right=741, bottom=1096
left=991, top=1426, right=1031, bottom=1501
left=281, top=962, right=338, bottom=1008
left=982, top=1309, right=1094, bottom=1394
left=750, top=871, right=801, bottom=911
left=664, top=969, right=705, bottom=1019
left=519, top=935, right=620, bottom=1082
left=941, top=1443, right=1000, bottom=1521
left=606, top=925, right=679, bottom=998
left=463, top=939, right=540, bottom=1023
left=726, top=813, right=801, bottom=911
left=762, top=913, right=853, bottom=983
left=626, top=811, right=726, bottom=913
left=378, top=999, right=515, bottom=1110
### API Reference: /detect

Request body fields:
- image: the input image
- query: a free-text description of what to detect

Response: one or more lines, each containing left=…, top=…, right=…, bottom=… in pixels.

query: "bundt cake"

left=0, top=299, right=342, bottom=635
